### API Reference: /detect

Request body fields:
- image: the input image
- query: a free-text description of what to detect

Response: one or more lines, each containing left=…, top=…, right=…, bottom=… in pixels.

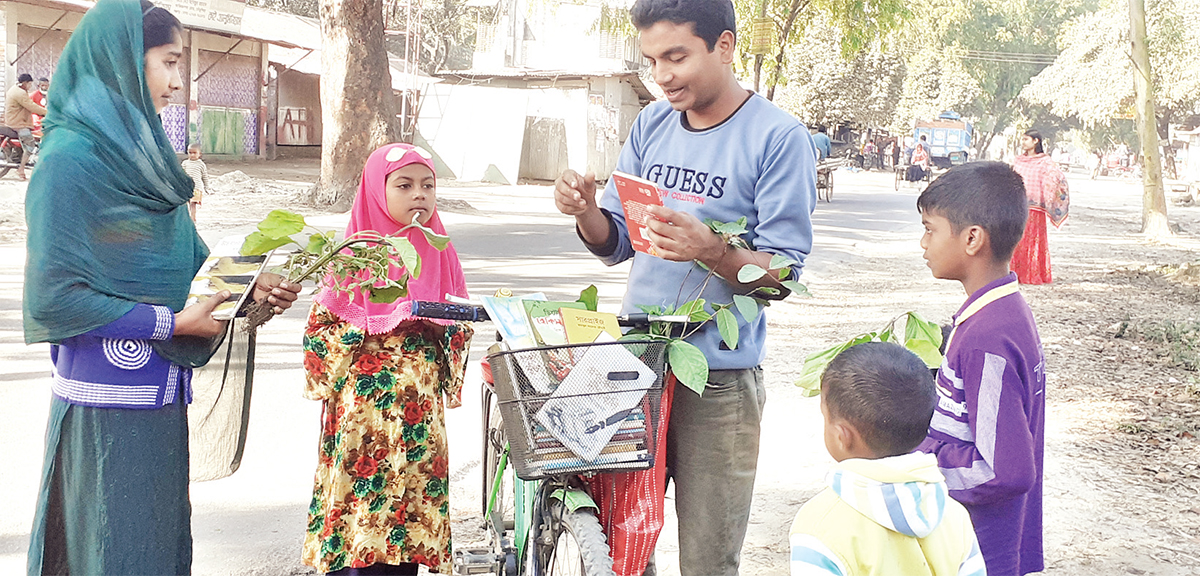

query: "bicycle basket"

left=487, top=340, right=668, bottom=480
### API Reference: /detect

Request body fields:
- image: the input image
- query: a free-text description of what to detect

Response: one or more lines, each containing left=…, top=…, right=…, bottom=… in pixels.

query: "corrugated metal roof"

left=7, top=0, right=308, bottom=49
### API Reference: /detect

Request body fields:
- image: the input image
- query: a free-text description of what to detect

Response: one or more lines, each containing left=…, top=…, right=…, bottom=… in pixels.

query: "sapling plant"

left=237, top=209, right=448, bottom=328
left=794, top=311, right=945, bottom=397
left=617, top=218, right=810, bottom=396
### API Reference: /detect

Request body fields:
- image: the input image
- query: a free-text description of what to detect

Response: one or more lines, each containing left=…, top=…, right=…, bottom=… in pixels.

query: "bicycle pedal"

left=453, top=548, right=499, bottom=574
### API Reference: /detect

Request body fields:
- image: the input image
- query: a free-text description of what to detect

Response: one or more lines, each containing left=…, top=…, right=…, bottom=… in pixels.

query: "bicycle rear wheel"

left=532, top=501, right=616, bottom=576
left=482, top=386, right=515, bottom=529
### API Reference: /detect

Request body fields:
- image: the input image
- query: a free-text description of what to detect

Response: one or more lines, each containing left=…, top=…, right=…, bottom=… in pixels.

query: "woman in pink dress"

left=1010, top=129, right=1070, bottom=284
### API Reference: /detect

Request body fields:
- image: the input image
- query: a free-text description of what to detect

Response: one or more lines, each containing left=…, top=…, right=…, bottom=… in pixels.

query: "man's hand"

left=175, top=291, right=231, bottom=337
left=554, top=169, right=598, bottom=216
left=644, top=204, right=726, bottom=264
left=555, top=169, right=612, bottom=246
left=252, top=273, right=302, bottom=316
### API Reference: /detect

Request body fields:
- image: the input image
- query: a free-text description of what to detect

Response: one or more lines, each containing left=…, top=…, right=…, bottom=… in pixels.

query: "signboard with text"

left=154, top=0, right=246, bottom=35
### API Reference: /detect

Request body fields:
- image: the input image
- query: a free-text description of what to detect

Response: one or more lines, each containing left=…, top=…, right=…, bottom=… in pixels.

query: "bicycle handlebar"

left=409, top=301, right=692, bottom=329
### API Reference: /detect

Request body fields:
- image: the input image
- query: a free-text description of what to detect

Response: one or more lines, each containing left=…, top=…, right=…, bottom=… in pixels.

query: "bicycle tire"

left=482, top=387, right=514, bottom=528
left=533, top=501, right=616, bottom=576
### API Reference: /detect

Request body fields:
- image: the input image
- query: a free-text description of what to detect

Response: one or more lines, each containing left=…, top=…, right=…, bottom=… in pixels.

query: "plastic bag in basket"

left=534, top=343, right=656, bottom=462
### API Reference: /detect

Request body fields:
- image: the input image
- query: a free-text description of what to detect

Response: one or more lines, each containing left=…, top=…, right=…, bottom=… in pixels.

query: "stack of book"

left=480, top=292, right=660, bottom=473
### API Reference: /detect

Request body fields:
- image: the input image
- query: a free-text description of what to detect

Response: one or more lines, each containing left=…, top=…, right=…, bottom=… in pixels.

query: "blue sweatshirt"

left=585, top=95, right=817, bottom=370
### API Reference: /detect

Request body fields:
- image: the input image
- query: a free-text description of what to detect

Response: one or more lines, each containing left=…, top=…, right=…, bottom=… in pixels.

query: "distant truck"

left=913, top=112, right=972, bottom=169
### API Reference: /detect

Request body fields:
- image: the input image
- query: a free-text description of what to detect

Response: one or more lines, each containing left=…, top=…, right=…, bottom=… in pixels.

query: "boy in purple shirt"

left=916, top=162, right=1046, bottom=576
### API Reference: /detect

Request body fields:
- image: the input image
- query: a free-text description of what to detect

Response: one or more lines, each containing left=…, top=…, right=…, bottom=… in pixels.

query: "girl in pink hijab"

left=300, top=143, right=474, bottom=576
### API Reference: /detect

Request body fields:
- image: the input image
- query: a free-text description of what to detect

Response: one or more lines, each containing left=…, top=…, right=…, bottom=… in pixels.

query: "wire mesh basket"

left=488, top=340, right=668, bottom=480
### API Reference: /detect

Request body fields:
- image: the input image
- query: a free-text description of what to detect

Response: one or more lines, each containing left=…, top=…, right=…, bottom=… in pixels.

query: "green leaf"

left=904, top=312, right=943, bottom=349
left=636, top=304, right=665, bottom=315
left=577, top=285, right=599, bottom=312
left=879, top=328, right=899, bottom=344
left=756, top=287, right=781, bottom=297
left=404, top=220, right=451, bottom=250
left=305, top=232, right=330, bottom=254
left=672, top=299, right=712, bottom=322
left=368, top=284, right=407, bottom=304
left=716, top=307, right=739, bottom=350
left=240, top=231, right=294, bottom=256
left=668, top=340, right=709, bottom=396
left=257, top=210, right=306, bottom=239
left=781, top=279, right=810, bottom=296
left=732, top=295, right=760, bottom=323
left=769, top=254, right=797, bottom=271
left=905, top=338, right=944, bottom=368
left=618, top=332, right=664, bottom=342
left=706, top=217, right=748, bottom=235
left=795, top=342, right=850, bottom=394
left=737, top=264, right=768, bottom=283
left=386, top=237, right=421, bottom=279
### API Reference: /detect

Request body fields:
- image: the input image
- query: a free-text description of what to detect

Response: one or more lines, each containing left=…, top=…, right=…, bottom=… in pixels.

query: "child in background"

left=916, top=162, right=1046, bottom=576
left=181, top=143, right=209, bottom=221
left=299, top=143, right=474, bottom=575
left=790, top=342, right=985, bottom=576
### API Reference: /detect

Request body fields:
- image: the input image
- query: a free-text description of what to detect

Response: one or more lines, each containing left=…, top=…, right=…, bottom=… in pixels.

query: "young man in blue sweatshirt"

left=554, top=1, right=817, bottom=574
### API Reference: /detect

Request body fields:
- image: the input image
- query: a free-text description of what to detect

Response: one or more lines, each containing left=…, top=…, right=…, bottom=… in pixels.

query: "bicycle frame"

left=483, top=385, right=600, bottom=574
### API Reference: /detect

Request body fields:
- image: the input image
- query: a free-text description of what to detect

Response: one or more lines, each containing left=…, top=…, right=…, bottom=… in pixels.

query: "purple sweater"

left=49, top=303, right=191, bottom=409
left=918, top=272, right=1045, bottom=576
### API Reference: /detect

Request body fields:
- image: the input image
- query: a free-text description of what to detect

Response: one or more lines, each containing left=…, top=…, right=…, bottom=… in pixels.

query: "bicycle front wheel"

left=533, top=501, right=616, bottom=576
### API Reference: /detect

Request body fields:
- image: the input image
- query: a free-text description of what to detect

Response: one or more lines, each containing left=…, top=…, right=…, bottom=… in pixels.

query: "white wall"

left=418, top=83, right=590, bottom=183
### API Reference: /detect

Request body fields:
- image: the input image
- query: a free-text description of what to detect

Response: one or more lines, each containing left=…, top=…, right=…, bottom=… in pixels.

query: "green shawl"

left=23, top=0, right=207, bottom=345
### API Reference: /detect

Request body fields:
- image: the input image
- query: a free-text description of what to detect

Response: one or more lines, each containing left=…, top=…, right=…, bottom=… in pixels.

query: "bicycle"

left=410, top=301, right=686, bottom=576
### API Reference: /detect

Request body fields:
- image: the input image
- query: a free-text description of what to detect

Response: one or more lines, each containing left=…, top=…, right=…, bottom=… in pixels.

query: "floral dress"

left=301, top=303, right=473, bottom=574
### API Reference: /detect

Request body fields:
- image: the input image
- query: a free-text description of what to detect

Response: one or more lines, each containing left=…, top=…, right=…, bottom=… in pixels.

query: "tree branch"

left=765, top=0, right=809, bottom=101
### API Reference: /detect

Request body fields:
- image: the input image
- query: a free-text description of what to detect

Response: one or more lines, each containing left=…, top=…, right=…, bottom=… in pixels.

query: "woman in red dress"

left=1010, top=129, right=1069, bottom=284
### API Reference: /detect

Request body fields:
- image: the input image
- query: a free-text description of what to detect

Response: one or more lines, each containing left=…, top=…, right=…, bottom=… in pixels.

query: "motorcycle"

left=0, top=126, right=39, bottom=178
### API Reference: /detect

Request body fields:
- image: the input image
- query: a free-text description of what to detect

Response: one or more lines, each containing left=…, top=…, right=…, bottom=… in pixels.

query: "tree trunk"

left=764, top=0, right=806, bottom=101
left=315, top=0, right=400, bottom=211
left=1128, top=0, right=1171, bottom=237
left=752, top=0, right=767, bottom=93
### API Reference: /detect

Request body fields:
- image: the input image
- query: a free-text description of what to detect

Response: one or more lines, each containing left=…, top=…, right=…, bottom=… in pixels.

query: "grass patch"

left=1117, top=318, right=1200, bottom=370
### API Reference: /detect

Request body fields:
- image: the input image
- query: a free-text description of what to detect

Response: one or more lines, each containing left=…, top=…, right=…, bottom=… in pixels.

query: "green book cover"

left=523, top=300, right=587, bottom=346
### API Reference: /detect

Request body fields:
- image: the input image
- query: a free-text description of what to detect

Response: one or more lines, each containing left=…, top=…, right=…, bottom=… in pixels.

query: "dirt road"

left=0, top=163, right=1196, bottom=575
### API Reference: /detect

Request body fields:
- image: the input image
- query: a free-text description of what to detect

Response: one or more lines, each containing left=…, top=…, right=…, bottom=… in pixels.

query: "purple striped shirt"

left=918, top=272, right=1045, bottom=576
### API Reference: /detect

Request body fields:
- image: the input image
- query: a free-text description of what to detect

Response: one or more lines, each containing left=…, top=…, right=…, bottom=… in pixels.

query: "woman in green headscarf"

left=24, top=1, right=300, bottom=574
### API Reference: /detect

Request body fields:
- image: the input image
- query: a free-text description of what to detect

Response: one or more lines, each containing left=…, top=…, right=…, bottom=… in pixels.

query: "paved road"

left=0, top=167, right=1172, bottom=574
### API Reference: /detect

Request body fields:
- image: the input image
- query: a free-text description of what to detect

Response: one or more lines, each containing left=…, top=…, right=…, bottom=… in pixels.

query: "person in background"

left=863, top=139, right=878, bottom=170
left=5, top=72, right=47, bottom=181
left=31, top=77, right=49, bottom=130
left=917, top=162, right=1047, bottom=576
left=181, top=143, right=210, bottom=222
left=23, top=2, right=300, bottom=574
left=812, top=125, right=833, bottom=161
left=1009, top=129, right=1068, bottom=285
left=789, top=342, right=985, bottom=576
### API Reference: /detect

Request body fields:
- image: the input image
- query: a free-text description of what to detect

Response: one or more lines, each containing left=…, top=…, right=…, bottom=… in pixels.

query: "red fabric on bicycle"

left=1010, top=210, right=1052, bottom=284
left=583, top=374, right=676, bottom=576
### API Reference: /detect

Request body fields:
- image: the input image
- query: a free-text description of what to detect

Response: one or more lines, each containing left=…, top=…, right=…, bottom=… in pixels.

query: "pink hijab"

left=314, top=143, right=468, bottom=334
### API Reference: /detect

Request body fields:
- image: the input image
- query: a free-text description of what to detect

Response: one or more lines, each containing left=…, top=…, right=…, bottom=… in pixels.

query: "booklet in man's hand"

left=611, top=171, right=664, bottom=256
